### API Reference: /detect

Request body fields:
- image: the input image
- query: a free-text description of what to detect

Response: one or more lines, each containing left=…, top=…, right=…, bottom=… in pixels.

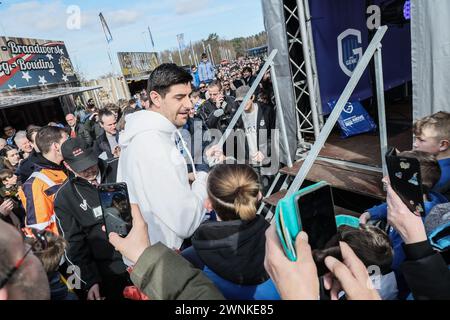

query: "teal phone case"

left=275, top=181, right=329, bottom=262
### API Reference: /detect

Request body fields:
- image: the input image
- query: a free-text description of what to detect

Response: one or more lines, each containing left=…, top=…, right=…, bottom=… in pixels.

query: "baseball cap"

left=62, top=138, right=98, bottom=173
left=235, top=85, right=251, bottom=102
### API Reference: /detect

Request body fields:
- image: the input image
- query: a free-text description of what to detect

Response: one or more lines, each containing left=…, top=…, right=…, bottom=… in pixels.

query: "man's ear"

left=0, top=288, right=8, bottom=300
left=439, top=139, right=449, bottom=152
left=204, top=198, right=214, bottom=212
left=149, top=91, right=162, bottom=109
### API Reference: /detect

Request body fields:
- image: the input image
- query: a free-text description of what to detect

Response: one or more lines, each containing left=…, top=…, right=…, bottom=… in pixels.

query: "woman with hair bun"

left=182, top=164, right=280, bottom=300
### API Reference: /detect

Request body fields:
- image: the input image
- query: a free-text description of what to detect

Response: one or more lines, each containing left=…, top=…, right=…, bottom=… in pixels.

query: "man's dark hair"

left=98, top=109, right=116, bottom=124
left=87, top=99, right=95, bottom=108
left=208, top=80, right=222, bottom=91
left=243, top=66, right=253, bottom=75
left=147, top=63, right=193, bottom=98
left=104, top=103, right=119, bottom=113
left=313, top=225, right=393, bottom=276
left=140, top=92, right=149, bottom=102
left=26, top=126, right=42, bottom=143
left=36, top=126, right=67, bottom=155
left=26, top=231, right=67, bottom=273
left=201, top=53, right=208, bottom=59
left=190, top=90, right=201, bottom=99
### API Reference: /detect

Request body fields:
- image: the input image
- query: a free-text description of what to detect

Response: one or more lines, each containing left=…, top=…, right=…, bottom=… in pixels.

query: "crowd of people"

left=0, top=54, right=449, bottom=301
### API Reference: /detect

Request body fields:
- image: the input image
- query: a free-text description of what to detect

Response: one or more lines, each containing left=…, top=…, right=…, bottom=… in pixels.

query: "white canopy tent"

left=411, top=0, right=450, bottom=120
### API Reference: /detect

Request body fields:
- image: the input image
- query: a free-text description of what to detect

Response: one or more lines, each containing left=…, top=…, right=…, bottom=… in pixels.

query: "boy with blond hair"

left=413, top=111, right=450, bottom=199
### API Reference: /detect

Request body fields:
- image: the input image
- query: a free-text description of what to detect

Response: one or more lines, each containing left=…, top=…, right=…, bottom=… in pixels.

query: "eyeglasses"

left=0, top=228, right=50, bottom=289
left=0, top=244, right=33, bottom=289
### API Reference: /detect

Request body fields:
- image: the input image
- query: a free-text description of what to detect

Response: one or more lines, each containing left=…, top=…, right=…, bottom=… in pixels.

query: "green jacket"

left=131, top=243, right=225, bottom=300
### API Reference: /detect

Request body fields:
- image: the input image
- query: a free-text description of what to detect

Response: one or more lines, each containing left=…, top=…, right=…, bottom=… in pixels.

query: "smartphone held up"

left=98, top=183, right=133, bottom=237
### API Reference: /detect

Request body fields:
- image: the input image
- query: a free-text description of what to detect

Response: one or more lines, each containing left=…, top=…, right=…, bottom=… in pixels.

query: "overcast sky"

left=0, top=0, right=265, bottom=79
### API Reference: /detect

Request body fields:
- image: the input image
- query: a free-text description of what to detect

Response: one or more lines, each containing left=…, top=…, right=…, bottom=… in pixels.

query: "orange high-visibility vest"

left=18, top=169, right=68, bottom=235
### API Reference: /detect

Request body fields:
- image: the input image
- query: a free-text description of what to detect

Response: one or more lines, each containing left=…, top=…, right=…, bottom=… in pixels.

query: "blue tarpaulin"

left=327, top=100, right=377, bottom=138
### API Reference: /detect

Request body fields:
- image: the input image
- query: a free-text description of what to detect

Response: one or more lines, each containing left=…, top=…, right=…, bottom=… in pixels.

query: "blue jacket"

left=197, top=61, right=215, bottom=82
left=191, top=71, right=200, bottom=88
left=203, top=267, right=280, bottom=300
left=433, top=158, right=450, bottom=200
left=367, top=192, right=448, bottom=270
left=182, top=216, right=281, bottom=300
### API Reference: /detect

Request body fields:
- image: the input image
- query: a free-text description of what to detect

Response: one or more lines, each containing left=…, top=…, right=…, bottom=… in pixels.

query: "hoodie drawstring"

left=176, top=130, right=198, bottom=179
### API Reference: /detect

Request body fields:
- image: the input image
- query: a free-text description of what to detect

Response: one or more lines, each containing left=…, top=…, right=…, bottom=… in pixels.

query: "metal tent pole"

left=296, top=0, right=321, bottom=139
left=303, top=0, right=324, bottom=128
left=374, top=43, right=389, bottom=177
left=271, top=62, right=293, bottom=168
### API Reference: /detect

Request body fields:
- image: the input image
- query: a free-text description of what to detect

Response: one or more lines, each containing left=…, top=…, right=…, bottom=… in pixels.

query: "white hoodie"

left=117, top=110, right=208, bottom=250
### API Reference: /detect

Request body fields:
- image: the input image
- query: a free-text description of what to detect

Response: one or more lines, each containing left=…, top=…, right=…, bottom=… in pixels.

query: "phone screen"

left=98, top=183, right=132, bottom=237
left=296, top=185, right=337, bottom=250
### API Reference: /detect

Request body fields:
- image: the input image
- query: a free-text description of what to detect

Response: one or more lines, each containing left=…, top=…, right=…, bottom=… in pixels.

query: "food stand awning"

left=0, top=86, right=102, bottom=109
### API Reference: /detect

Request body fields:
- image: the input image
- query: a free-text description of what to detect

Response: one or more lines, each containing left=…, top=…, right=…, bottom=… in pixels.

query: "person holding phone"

left=360, top=151, right=447, bottom=298
left=200, top=80, right=237, bottom=132
left=386, top=182, right=450, bottom=300
left=54, top=138, right=130, bottom=300
left=264, top=225, right=381, bottom=300
left=108, top=204, right=225, bottom=300
left=360, top=151, right=447, bottom=272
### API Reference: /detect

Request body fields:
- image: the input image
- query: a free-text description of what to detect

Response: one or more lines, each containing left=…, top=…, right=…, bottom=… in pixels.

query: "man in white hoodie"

left=117, top=64, right=209, bottom=251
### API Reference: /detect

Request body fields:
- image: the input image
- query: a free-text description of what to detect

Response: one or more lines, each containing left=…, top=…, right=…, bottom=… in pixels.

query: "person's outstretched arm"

left=386, top=181, right=450, bottom=300
left=109, top=205, right=224, bottom=300
left=131, top=244, right=224, bottom=300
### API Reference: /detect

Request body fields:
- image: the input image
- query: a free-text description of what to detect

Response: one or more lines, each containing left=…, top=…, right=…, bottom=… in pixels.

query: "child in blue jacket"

left=413, top=111, right=450, bottom=200
left=360, top=151, right=447, bottom=271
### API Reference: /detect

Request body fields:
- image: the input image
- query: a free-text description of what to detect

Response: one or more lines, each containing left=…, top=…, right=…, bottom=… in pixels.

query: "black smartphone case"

left=386, top=149, right=425, bottom=216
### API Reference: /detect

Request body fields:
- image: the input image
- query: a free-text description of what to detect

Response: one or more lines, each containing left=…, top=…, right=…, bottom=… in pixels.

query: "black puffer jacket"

left=401, top=240, right=450, bottom=300
left=190, top=215, right=270, bottom=285
left=201, top=96, right=238, bottom=132
left=54, top=159, right=125, bottom=290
